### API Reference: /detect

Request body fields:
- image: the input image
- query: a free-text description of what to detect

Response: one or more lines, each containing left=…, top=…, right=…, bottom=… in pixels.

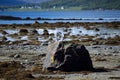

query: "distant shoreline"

left=1, top=7, right=120, bottom=12
left=0, top=15, right=120, bottom=20
left=0, top=15, right=120, bottom=24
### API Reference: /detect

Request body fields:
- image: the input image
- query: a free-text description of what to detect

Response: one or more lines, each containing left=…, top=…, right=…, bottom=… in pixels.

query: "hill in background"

left=0, top=0, right=120, bottom=10
left=0, top=0, right=25, bottom=6
left=0, top=0, right=50, bottom=6
left=41, top=0, right=120, bottom=10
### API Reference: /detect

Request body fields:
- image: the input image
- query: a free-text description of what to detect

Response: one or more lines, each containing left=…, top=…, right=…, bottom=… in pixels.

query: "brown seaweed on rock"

left=19, top=29, right=29, bottom=35
left=4, top=70, right=35, bottom=80
left=43, top=41, right=93, bottom=72
left=0, top=61, right=24, bottom=78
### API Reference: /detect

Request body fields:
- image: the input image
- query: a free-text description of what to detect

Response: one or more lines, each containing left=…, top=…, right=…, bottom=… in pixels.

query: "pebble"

left=109, top=47, right=112, bottom=49
left=92, top=46, right=101, bottom=48
left=113, top=51, right=119, bottom=53
left=14, top=54, right=21, bottom=58
left=112, top=54, right=117, bottom=56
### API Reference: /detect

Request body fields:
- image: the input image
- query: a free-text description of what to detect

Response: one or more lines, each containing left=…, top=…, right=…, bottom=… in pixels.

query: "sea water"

left=0, top=10, right=120, bottom=24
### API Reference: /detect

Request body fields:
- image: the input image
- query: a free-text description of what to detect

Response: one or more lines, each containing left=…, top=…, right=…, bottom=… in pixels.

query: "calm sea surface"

left=0, top=10, right=120, bottom=24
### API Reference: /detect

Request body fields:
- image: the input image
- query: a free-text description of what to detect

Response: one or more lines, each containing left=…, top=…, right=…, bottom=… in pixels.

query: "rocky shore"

left=0, top=44, right=120, bottom=80
left=0, top=22, right=120, bottom=80
left=0, top=22, right=120, bottom=46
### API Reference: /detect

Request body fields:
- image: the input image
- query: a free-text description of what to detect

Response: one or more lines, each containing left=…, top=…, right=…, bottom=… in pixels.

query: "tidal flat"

left=0, top=22, right=120, bottom=80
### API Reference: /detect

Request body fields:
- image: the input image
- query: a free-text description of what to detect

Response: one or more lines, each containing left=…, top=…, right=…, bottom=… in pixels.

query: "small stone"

left=95, top=57, right=107, bottom=61
left=39, top=54, right=46, bottom=57
left=43, top=29, right=49, bottom=36
left=31, top=29, right=38, bottom=35
left=113, top=51, right=119, bottom=53
left=79, top=31, right=82, bottom=33
left=2, top=36, right=7, bottom=41
left=94, top=28, right=100, bottom=31
left=109, top=47, right=112, bottom=49
left=19, top=29, right=28, bottom=35
left=112, top=54, right=117, bottom=56
left=14, top=54, right=21, bottom=58
left=53, top=71, right=57, bottom=74
left=33, top=21, right=40, bottom=26
left=2, top=30, right=8, bottom=35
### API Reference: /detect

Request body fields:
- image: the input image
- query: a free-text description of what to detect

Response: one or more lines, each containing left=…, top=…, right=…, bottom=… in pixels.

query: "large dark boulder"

left=43, top=42, right=93, bottom=71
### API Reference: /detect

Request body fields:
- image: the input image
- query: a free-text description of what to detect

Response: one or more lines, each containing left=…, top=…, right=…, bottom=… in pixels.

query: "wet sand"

left=0, top=45, right=120, bottom=80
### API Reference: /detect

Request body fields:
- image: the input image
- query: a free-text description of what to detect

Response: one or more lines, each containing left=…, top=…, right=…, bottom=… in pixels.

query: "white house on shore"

left=61, top=6, right=64, bottom=10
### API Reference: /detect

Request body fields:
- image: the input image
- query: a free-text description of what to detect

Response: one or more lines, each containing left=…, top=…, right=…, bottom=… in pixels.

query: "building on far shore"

left=61, top=6, right=64, bottom=10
